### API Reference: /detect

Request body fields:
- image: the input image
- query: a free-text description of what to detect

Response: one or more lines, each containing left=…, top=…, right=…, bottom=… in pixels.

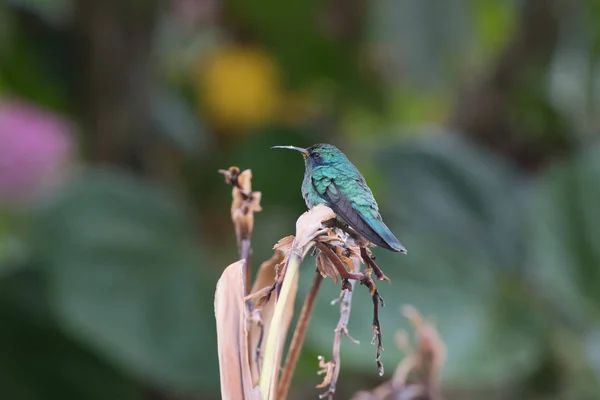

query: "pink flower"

left=0, top=99, right=74, bottom=205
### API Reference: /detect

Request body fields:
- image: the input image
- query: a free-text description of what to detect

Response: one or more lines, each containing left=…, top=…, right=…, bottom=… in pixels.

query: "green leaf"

left=529, top=145, right=600, bottom=326
left=302, top=133, right=542, bottom=387
left=8, top=0, right=72, bottom=26
left=30, top=168, right=219, bottom=393
left=368, top=0, right=473, bottom=87
left=472, top=0, right=516, bottom=56
left=1, top=16, right=71, bottom=112
left=0, top=268, right=140, bottom=400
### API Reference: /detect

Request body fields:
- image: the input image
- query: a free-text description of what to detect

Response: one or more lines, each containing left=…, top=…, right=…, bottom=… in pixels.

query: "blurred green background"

left=1, top=0, right=600, bottom=399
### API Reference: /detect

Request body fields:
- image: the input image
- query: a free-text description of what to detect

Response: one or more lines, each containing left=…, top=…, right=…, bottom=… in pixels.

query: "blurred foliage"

left=1, top=0, right=600, bottom=399
left=30, top=170, right=218, bottom=393
left=0, top=269, right=141, bottom=400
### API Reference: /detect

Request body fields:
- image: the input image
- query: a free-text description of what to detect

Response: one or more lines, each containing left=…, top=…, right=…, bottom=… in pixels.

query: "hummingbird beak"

left=271, top=145, right=309, bottom=159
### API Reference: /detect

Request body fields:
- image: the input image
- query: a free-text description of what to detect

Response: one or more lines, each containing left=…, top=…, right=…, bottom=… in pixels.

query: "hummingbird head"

left=271, top=143, right=346, bottom=169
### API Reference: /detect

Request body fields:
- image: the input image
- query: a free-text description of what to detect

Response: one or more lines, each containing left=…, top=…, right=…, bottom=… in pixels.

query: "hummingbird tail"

left=336, top=209, right=407, bottom=253
left=368, top=220, right=407, bottom=253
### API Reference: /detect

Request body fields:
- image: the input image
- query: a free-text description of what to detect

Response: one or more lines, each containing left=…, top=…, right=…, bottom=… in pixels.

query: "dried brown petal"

left=347, top=246, right=362, bottom=259
left=220, top=167, right=263, bottom=247
left=249, top=191, right=263, bottom=212
left=317, top=234, right=342, bottom=246
left=339, top=255, right=354, bottom=272
left=250, top=252, right=283, bottom=295
left=295, top=205, right=336, bottom=249
left=316, top=253, right=339, bottom=284
left=218, top=166, right=241, bottom=185
left=315, top=228, right=343, bottom=248
left=273, top=235, right=295, bottom=253
left=244, top=286, right=273, bottom=307
left=236, top=168, right=252, bottom=190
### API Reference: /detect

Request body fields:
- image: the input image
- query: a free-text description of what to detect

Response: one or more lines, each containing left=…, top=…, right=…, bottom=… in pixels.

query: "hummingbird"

left=272, top=143, right=406, bottom=253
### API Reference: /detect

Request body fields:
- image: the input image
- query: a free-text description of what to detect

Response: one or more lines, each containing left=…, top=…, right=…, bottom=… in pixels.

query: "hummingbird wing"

left=312, top=166, right=406, bottom=253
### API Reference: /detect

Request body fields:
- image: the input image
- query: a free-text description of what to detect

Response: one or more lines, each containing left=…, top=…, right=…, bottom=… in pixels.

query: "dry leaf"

left=316, top=252, right=339, bottom=284
left=249, top=252, right=283, bottom=296
left=214, top=261, right=261, bottom=400
left=245, top=286, right=275, bottom=306
left=294, top=204, right=336, bottom=249
left=220, top=166, right=263, bottom=245
left=248, top=251, right=281, bottom=384
left=246, top=251, right=299, bottom=390
left=339, top=255, right=354, bottom=272
left=273, top=235, right=295, bottom=253
left=219, top=166, right=239, bottom=185
left=259, top=205, right=336, bottom=399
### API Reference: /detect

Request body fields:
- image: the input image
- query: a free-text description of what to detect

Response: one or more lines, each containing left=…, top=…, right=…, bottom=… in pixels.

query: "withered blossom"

left=215, top=166, right=441, bottom=400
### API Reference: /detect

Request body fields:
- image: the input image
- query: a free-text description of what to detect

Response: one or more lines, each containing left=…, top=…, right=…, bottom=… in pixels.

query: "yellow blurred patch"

left=196, top=46, right=283, bottom=133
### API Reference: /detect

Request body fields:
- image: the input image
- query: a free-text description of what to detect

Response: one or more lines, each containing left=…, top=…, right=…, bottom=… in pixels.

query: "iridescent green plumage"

left=272, top=143, right=406, bottom=253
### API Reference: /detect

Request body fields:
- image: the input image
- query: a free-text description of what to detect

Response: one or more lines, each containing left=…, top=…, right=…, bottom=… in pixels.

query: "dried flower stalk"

left=219, top=166, right=262, bottom=291
left=247, top=250, right=296, bottom=386
left=318, top=260, right=360, bottom=399
left=277, top=271, right=324, bottom=399
left=216, top=165, right=403, bottom=400
left=350, top=306, right=447, bottom=400
left=259, top=205, right=337, bottom=399
left=314, top=242, right=386, bottom=376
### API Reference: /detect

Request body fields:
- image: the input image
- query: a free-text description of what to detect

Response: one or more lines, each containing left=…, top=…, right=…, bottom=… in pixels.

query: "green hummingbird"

left=272, top=143, right=406, bottom=253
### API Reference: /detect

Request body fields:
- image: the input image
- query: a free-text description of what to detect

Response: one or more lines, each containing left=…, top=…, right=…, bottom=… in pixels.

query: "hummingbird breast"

left=301, top=170, right=324, bottom=209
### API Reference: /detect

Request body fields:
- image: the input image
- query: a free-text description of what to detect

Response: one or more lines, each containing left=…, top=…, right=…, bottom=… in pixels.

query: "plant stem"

left=277, top=271, right=324, bottom=399
left=260, top=243, right=314, bottom=399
